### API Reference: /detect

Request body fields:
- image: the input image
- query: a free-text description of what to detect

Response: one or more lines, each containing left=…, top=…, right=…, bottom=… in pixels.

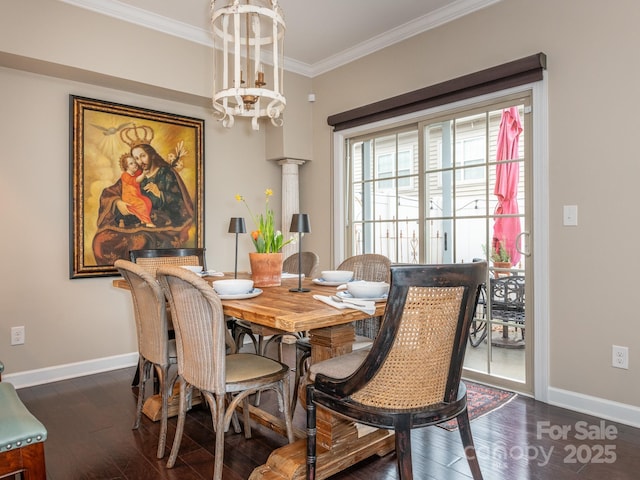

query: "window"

left=345, top=95, right=528, bottom=267
left=455, top=137, right=485, bottom=183
left=347, top=128, right=419, bottom=262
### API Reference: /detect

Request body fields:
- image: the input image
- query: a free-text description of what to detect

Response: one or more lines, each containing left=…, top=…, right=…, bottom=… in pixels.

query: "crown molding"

left=59, top=0, right=213, bottom=45
left=308, top=0, right=501, bottom=77
left=59, top=0, right=501, bottom=78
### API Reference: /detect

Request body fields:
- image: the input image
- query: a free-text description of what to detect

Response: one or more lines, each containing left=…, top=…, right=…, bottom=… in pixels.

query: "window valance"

left=328, top=52, right=546, bottom=131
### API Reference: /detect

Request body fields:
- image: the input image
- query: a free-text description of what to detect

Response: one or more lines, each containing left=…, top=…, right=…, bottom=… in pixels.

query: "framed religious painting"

left=70, top=96, right=204, bottom=278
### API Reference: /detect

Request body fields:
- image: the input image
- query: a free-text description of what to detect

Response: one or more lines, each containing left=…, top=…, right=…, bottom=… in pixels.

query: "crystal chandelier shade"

left=211, top=0, right=286, bottom=130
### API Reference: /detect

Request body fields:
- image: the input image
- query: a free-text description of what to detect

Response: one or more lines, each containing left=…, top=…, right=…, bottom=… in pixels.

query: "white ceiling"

left=62, top=0, right=500, bottom=77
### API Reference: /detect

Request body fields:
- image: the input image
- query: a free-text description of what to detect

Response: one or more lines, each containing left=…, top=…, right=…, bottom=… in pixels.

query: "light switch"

left=563, top=205, right=578, bottom=226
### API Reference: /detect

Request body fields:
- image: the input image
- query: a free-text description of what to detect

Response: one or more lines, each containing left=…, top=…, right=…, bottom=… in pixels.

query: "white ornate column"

left=276, top=159, right=307, bottom=259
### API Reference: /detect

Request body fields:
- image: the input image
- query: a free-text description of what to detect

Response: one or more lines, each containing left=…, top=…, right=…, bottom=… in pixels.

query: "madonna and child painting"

left=70, top=96, right=203, bottom=278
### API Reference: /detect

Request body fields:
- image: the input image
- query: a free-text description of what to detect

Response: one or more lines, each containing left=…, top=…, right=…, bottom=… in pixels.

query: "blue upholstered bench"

left=0, top=361, right=48, bottom=479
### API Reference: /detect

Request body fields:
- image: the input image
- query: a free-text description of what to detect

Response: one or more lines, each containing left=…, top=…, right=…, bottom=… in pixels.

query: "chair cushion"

left=226, top=353, right=285, bottom=383
left=309, top=348, right=370, bottom=382
left=0, top=383, right=47, bottom=452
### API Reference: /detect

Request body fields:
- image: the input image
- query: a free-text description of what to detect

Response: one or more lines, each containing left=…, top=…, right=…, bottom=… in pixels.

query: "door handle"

left=515, top=231, right=530, bottom=257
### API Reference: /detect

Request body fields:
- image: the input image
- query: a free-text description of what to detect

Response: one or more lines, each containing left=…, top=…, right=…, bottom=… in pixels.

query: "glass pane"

left=376, top=221, right=396, bottom=261
left=398, top=219, right=420, bottom=263
left=351, top=141, right=363, bottom=183
left=455, top=191, right=487, bottom=218
left=362, top=181, right=374, bottom=222
left=454, top=218, right=487, bottom=263
left=424, top=217, right=451, bottom=263
left=352, top=182, right=363, bottom=222
left=398, top=177, right=419, bottom=220
left=362, top=140, right=374, bottom=181
left=373, top=179, right=396, bottom=221
left=425, top=170, right=453, bottom=220
left=352, top=222, right=363, bottom=256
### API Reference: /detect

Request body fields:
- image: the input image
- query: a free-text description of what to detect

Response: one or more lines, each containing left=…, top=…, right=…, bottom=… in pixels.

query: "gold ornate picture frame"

left=70, top=96, right=204, bottom=278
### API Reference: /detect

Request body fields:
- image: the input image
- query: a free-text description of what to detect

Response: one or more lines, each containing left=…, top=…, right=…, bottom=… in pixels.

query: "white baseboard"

left=4, top=352, right=139, bottom=390
left=5, top=354, right=640, bottom=430
left=548, top=386, right=640, bottom=429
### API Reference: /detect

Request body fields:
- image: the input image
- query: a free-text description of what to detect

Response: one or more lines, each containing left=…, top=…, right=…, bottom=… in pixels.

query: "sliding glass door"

left=345, top=92, right=533, bottom=393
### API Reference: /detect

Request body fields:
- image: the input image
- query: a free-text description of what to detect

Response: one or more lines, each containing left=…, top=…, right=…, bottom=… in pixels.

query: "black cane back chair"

left=306, top=262, right=487, bottom=480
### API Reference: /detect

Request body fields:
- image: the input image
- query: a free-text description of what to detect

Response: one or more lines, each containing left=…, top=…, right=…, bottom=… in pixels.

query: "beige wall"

left=0, top=0, right=311, bottom=377
left=1, top=0, right=639, bottom=422
left=305, top=0, right=640, bottom=413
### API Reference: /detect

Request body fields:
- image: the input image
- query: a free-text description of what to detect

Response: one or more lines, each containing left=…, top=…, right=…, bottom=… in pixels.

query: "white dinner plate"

left=282, top=272, right=305, bottom=279
left=336, top=291, right=388, bottom=303
left=201, top=270, right=225, bottom=277
left=217, top=288, right=263, bottom=300
left=313, top=278, right=348, bottom=287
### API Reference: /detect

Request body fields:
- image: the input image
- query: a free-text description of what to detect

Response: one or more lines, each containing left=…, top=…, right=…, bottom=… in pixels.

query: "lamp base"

left=289, top=288, right=311, bottom=293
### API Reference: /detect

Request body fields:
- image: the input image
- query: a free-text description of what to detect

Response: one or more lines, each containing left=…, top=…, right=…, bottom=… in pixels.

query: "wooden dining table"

left=113, top=272, right=393, bottom=480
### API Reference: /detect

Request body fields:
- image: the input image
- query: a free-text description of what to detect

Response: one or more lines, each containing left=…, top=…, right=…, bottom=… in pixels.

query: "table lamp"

left=228, top=217, right=246, bottom=278
left=289, top=213, right=311, bottom=292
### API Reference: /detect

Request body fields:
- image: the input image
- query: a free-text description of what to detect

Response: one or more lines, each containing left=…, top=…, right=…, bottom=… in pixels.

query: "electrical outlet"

left=11, top=326, right=25, bottom=345
left=612, top=345, right=628, bottom=369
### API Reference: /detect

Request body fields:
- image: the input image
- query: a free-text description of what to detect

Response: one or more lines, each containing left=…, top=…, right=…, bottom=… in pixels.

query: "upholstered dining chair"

left=0, top=361, right=48, bottom=480
left=114, top=259, right=178, bottom=459
left=156, top=265, right=295, bottom=479
left=306, top=262, right=487, bottom=480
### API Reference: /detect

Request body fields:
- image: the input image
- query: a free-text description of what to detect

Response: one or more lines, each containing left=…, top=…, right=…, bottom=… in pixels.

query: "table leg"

left=249, top=324, right=395, bottom=480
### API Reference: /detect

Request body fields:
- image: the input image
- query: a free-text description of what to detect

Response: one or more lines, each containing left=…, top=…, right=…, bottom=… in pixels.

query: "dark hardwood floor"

left=15, top=343, right=640, bottom=479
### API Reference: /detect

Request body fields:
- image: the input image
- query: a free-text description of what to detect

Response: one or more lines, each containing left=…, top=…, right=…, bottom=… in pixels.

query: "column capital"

left=270, top=158, right=309, bottom=167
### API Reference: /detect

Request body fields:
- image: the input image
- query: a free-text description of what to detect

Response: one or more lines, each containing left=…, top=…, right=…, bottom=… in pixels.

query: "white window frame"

left=332, top=79, right=549, bottom=402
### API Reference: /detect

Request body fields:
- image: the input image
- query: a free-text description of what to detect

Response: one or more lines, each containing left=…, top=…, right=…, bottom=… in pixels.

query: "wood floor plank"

left=14, top=344, right=640, bottom=480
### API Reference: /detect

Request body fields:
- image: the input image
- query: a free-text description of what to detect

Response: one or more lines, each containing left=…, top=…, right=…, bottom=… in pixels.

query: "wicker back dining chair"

left=282, top=251, right=320, bottom=278
left=156, top=265, right=295, bottom=479
left=129, top=247, right=207, bottom=276
left=127, top=247, right=210, bottom=386
left=338, top=253, right=391, bottom=338
left=114, top=259, right=178, bottom=460
left=306, top=262, right=487, bottom=480
left=291, top=254, right=390, bottom=414
left=337, top=253, right=391, bottom=282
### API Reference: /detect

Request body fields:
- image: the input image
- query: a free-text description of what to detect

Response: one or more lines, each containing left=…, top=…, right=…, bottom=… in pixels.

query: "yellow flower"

left=235, top=188, right=294, bottom=253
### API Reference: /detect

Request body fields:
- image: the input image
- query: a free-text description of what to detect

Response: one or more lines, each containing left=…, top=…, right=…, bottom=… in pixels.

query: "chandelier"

left=211, top=0, right=286, bottom=130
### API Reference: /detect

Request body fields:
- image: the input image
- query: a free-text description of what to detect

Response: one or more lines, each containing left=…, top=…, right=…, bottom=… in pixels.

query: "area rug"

left=437, top=381, right=517, bottom=431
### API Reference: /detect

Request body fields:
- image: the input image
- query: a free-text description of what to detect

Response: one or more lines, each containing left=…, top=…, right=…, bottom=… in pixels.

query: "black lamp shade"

left=289, top=213, right=311, bottom=233
left=228, top=217, right=246, bottom=234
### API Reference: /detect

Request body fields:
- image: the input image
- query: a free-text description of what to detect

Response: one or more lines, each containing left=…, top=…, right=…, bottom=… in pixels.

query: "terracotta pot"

left=493, top=261, right=512, bottom=278
left=249, top=252, right=283, bottom=287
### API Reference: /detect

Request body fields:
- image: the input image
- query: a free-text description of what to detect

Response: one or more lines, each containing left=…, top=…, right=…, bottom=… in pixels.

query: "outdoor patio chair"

left=468, top=274, right=525, bottom=348
left=489, top=275, right=526, bottom=343
left=306, top=262, right=487, bottom=480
